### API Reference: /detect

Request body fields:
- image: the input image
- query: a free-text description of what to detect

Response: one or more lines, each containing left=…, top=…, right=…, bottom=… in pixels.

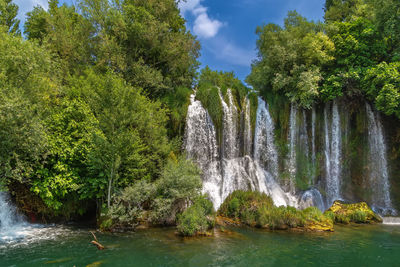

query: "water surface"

left=1, top=224, right=400, bottom=266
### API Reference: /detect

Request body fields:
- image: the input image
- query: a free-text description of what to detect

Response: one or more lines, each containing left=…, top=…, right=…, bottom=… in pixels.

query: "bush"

left=177, top=196, right=215, bottom=236
left=219, top=190, right=333, bottom=231
left=106, top=156, right=203, bottom=229
left=106, top=180, right=156, bottom=228
left=324, top=201, right=382, bottom=224
left=150, top=155, right=202, bottom=225
left=350, top=210, right=367, bottom=223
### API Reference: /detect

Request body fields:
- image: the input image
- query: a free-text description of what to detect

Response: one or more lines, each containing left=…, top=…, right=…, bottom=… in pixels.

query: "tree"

left=0, top=28, right=57, bottom=187
left=0, top=0, right=20, bottom=34
left=79, top=0, right=200, bottom=98
left=363, top=62, right=400, bottom=118
left=247, top=11, right=335, bottom=108
left=25, top=0, right=94, bottom=78
left=324, top=0, right=370, bottom=22
left=69, top=69, right=171, bottom=208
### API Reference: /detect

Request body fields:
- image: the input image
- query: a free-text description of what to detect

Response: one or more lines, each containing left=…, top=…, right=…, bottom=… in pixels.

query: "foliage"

left=324, top=200, right=382, bottom=224
left=0, top=0, right=20, bottom=34
left=25, top=1, right=94, bottom=77
left=79, top=0, right=200, bottom=98
left=161, top=86, right=192, bottom=138
left=219, top=190, right=333, bottom=231
left=69, top=69, right=171, bottom=208
left=196, top=66, right=250, bottom=140
left=247, top=11, right=334, bottom=108
left=324, top=0, right=370, bottom=22
left=32, top=98, right=99, bottom=210
left=177, top=195, right=215, bottom=236
left=0, top=29, right=55, bottom=186
left=151, top=155, right=202, bottom=224
left=363, top=62, right=400, bottom=117
left=249, top=0, right=400, bottom=121
left=105, top=155, right=202, bottom=229
left=106, top=180, right=156, bottom=228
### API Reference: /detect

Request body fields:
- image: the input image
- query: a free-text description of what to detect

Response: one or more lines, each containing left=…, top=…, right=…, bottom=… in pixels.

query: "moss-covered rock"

left=324, top=200, right=382, bottom=224
left=218, top=190, right=334, bottom=232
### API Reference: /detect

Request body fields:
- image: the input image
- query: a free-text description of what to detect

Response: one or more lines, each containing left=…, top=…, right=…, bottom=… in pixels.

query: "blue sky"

left=15, top=0, right=325, bottom=82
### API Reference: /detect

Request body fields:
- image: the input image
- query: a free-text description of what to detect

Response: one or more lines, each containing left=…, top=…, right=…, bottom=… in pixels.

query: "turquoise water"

left=1, top=224, right=400, bottom=266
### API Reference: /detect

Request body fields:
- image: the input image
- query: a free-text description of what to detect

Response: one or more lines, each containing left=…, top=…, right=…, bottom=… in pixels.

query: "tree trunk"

left=107, top=161, right=115, bottom=209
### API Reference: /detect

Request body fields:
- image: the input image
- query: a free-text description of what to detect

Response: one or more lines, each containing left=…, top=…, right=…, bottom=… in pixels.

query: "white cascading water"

left=311, top=107, right=317, bottom=183
left=253, top=97, right=279, bottom=177
left=0, top=192, right=24, bottom=236
left=243, top=97, right=252, bottom=156
left=185, top=92, right=399, bottom=213
left=219, top=89, right=239, bottom=159
left=382, top=217, right=400, bottom=225
left=300, top=110, right=309, bottom=159
left=366, top=103, right=396, bottom=215
left=287, top=104, right=298, bottom=193
left=299, top=188, right=326, bottom=212
left=0, top=192, right=65, bottom=247
left=184, top=94, right=223, bottom=208
left=324, top=101, right=342, bottom=206
left=253, top=98, right=297, bottom=207
left=185, top=92, right=297, bottom=209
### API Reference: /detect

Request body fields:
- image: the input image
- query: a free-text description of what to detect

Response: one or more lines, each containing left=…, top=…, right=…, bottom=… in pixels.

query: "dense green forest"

left=0, top=0, right=399, bottom=233
left=247, top=0, right=400, bottom=117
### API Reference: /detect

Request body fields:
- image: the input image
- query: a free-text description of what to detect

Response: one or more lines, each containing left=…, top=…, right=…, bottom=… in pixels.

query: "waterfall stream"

left=366, top=103, right=395, bottom=215
left=184, top=90, right=397, bottom=214
left=0, top=192, right=22, bottom=232
left=185, top=92, right=297, bottom=209
left=253, top=97, right=279, bottom=177
left=287, top=104, right=298, bottom=193
left=324, top=101, right=342, bottom=206
left=243, top=98, right=252, bottom=156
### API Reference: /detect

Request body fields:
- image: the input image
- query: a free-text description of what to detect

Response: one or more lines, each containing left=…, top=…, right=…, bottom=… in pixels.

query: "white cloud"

left=193, top=13, right=222, bottom=39
left=178, top=0, right=201, bottom=15
left=178, top=0, right=223, bottom=39
left=206, top=37, right=256, bottom=67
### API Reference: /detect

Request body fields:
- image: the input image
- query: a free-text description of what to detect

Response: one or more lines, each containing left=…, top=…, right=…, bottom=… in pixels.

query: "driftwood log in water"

left=90, top=231, right=105, bottom=250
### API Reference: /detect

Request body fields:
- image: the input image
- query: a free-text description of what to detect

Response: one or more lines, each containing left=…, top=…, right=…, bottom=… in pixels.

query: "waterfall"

left=299, top=188, right=326, bottom=212
left=366, top=103, right=396, bottom=215
left=300, top=110, right=309, bottom=159
left=253, top=97, right=298, bottom=207
left=253, top=97, right=278, bottom=177
left=184, top=94, right=223, bottom=208
left=382, top=217, right=400, bottom=225
left=324, top=101, right=342, bottom=206
left=184, top=91, right=400, bottom=213
left=0, top=191, right=31, bottom=243
left=311, top=107, right=316, bottom=183
left=287, top=104, right=298, bottom=193
left=185, top=92, right=297, bottom=209
left=219, top=89, right=239, bottom=159
left=243, top=98, right=252, bottom=156
left=0, top=192, right=23, bottom=232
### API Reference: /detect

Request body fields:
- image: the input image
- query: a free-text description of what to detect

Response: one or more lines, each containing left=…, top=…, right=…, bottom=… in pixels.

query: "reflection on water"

left=1, top=225, right=400, bottom=266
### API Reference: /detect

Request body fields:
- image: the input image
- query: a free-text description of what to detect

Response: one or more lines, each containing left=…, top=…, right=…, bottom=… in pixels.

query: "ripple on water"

left=0, top=224, right=84, bottom=249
